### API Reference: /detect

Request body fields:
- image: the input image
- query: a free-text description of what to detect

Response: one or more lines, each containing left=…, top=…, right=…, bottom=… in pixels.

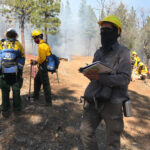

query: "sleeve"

left=92, top=49, right=100, bottom=62
left=142, top=66, right=148, bottom=74
left=37, top=44, right=45, bottom=64
left=17, top=41, right=25, bottom=58
left=145, top=66, right=148, bottom=73
left=47, top=45, right=52, bottom=56
left=17, top=41, right=25, bottom=70
left=98, top=48, right=131, bottom=87
left=0, top=41, right=2, bottom=50
left=37, top=43, right=52, bottom=64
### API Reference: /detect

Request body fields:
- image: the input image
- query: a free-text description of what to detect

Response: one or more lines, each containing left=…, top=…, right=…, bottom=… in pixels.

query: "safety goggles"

left=100, top=27, right=114, bottom=33
left=32, top=36, right=39, bottom=39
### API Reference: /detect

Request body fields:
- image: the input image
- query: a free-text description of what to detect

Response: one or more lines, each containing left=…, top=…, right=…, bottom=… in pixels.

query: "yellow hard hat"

left=32, top=29, right=42, bottom=37
left=98, top=15, right=122, bottom=34
left=139, top=62, right=144, bottom=67
left=132, top=51, right=137, bottom=55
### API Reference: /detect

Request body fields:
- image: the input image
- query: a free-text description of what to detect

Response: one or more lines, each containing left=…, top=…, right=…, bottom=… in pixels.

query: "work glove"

left=31, top=59, right=38, bottom=65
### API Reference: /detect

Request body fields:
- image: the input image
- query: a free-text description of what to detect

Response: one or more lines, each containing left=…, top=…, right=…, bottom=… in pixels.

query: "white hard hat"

left=4, top=28, right=18, bottom=38
left=6, top=28, right=17, bottom=34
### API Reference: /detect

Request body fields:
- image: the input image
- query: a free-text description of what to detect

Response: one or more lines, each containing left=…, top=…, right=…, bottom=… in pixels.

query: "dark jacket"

left=84, top=42, right=131, bottom=103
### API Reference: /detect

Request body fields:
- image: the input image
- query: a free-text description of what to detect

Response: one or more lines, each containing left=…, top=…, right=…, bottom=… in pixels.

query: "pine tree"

left=79, top=0, right=87, bottom=21
left=112, top=3, right=129, bottom=47
left=126, top=7, right=138, bottom=50
left=143, top=16, right=150, bottom=65
left=2, top=0, right=34, bottom=49
left=30, top=0, right=61, bottom=42
left=113, top=3, right=139, bottom=51
left=79, top=0, right=99, bottom=56
left=62, top=0, right=72, bottom=52
left=84, top=5, right=99, bottom=55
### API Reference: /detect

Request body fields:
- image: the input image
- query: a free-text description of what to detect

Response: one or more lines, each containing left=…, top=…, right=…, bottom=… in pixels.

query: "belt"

left=80, top=96, right=105, bottom=111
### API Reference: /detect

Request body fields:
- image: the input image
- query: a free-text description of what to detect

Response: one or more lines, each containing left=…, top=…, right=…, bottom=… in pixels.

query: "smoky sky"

left=0, top=2, right=100, bottom=58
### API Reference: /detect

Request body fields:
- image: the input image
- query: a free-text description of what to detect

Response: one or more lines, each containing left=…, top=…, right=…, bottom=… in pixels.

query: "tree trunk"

left=21, top=13, right=25, bottom=50
left=146, top=58, right=150, bottom=67
left=21, top=23, right=25, bottom=49
left=44, top=10, right=48, bottom=42
left=44, top=27, right=48, bottom=42
left=87, top=38, right=91, bottom=56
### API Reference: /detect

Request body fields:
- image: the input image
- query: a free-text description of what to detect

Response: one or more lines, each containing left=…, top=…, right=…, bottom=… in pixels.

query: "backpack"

left=47, top=54, right=60, bottom=73
left=0, top=39, right=25, bottom=74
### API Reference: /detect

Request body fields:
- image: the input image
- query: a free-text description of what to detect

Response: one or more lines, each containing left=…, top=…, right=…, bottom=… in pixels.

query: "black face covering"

left=100, top=27, right=118, bottom=52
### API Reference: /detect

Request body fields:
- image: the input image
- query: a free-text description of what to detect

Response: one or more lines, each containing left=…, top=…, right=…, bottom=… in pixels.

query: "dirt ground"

left=0, top=56, right=150, bottom=150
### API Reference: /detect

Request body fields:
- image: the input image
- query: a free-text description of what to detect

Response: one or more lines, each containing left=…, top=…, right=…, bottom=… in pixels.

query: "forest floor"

left=0, top=56, right=150, bottom=150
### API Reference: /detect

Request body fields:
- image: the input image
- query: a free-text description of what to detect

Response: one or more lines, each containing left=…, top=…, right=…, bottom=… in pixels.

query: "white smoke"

left=0, top=1, right=100, bottom=58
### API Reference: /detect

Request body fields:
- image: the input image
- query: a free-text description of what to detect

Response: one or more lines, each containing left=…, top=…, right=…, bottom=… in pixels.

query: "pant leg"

left=131, top=68, right=137, bottom=81
left=12, top=77, right=23, bottom=111
left=141, top=74, right=147, bottom=80
left=1, top=78, right=11, bottom=112
left=101, top=102, right=124, bottom=150
left=39, top=64, right=52, bottom=103
left=80, top=103, right=101, bottom=150
left=0, top=74, right=3, bottom=89
left=34, top=70, right=42, bottom=97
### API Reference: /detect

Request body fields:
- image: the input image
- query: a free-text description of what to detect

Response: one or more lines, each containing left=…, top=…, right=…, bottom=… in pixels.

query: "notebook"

left=79, top=61, right=113, bottom=74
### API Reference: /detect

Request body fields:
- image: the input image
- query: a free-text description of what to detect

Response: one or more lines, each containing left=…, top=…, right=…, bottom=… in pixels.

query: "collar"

left=112, top=41, right=120, bottom=51
left=101, top=41, right=119, bottom=53
left=39, top=40, right=45, bottom=44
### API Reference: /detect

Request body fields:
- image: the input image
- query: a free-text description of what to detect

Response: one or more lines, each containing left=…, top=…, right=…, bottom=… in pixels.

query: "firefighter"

left=136, top=62, right=148, bottom=80
left=131, top=51, right=141, bottom=67
left=131, top=51, right=141, bottom=81
left=131, top=51, right=137, bottom=68
left=80, top=15, right=131, bottom=150
left=31, top=29, right=52, bottom=106
left=0, top=28, right=25, bottom=118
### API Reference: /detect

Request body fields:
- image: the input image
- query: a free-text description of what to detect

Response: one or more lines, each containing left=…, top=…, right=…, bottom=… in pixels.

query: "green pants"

left=0, top=74, right=3, bottom=89
left=34, top=62, right=52, bottom=103
left=1, top=72, right=23, bottom=112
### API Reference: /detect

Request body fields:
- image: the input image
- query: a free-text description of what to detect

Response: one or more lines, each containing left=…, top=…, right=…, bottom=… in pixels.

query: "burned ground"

left=0, top=56, right=150, bottom=150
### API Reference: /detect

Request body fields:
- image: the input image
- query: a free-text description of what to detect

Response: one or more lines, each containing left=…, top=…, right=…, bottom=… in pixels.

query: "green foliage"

left=143, top=16, right=150, bottom=59
left=84, top=6, right=99, bottom=39
left=2, top=0, right=34, bottom=48
left=79, top=0, right=87, bottom=20
left=62, top=0, right=72, bottom=30
left=2, top=0, right=34, bottom=24
left=97, top=0, right=149, bottom=65
left=102, top=2, right=138, bottom=51
left=30, top=0, right=61, bottom=38
left=79, top=0, right=99, bottom=55
left=79, top=0, right=99, bottom=40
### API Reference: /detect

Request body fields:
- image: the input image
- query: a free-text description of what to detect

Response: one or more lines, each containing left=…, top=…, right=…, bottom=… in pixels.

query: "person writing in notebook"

left=80, top=15, right=131, bottom=150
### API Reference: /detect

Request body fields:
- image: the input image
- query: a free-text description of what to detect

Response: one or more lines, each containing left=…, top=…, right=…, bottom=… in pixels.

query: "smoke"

left=48, top=1, right=100, bottom=59
left=0, top=1, right=100, bottom=59
left=0, top=15, right=38, bottom=56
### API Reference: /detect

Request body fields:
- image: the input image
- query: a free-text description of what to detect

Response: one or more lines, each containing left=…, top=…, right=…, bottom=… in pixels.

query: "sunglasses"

left=32, top=36, right=39, bottom=39
left=101, top=27, right=114, bottom=33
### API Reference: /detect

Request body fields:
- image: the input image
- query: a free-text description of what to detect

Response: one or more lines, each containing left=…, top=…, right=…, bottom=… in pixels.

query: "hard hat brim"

left=98, top=21, right=103, bottom=26
left=98, top=20, right=121, bottom=34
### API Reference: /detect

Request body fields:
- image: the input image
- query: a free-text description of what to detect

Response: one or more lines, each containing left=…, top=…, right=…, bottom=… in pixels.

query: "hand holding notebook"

left=79, top=61, right=113, bottom=74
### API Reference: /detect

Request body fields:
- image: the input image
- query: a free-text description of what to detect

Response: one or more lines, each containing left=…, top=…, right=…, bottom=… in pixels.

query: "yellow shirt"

left=137, top=56, right=140, bottom=65
left=37, top=40, right=52, bottom=64
left=133, top=56, right=140, bottom=67
left=136, top=65, right=148, bottom=75
left=0, top=39, right=25, bottom=58
left=133, top=57, right=137, bottom=67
